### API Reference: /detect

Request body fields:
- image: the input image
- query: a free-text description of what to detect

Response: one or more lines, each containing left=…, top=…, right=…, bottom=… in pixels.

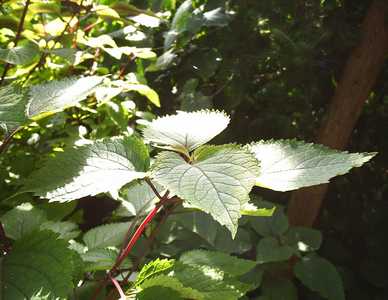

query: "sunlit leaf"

left=23, top=136, right=149, bottom=202
left=143, top=110, right=230, bottom=154
left=151, top=145, right=260, bottom=237
left=248, top=139, right=376, bottom=191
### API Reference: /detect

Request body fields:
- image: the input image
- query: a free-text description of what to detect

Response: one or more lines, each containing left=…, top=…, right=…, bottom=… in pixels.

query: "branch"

left=0, top=0, right=31, bottom=84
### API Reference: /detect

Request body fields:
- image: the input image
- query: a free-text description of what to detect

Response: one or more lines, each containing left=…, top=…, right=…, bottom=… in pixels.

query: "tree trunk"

left=287, top=0, right=388, bottom=227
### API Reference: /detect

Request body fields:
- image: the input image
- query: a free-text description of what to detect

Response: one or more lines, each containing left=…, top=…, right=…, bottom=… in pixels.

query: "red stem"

left=90, top=196, right=169, bottom=300
left=109, top=273, right=126, bottom=300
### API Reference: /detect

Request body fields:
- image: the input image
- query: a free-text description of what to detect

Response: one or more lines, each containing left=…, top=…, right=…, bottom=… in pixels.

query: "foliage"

left=0, top=0, right=383, bottom=299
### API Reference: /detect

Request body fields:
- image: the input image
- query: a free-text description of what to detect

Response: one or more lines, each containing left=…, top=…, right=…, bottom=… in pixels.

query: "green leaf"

left=83, top=222, right=131, bottom=250
left=259, top=277, right=298, bottom=300
left=136, top=258, right=175, bottom=286
left=284, top=227, right=322, bottom=252
left=256, top=237, right=295, bottom=264
left=137, top=286, right=182, bottom=300
left=164, top=0, right=194, bottom=49
left=40, top=221, right=81, bottom=240
left=143, top=110, right=230, bottom=154
left=48, top=48, right=77, bottom=64
left=81, top=248, right=131, bottom=271
left=26, top=76, right=103, bottom=119
left=0, top=84, right=29, bottom=133
left=249, top=139, right=376, bottom=191
left=1, top=230, right=76, bottom=299
left=240, top=202, right=275, bottom=217
left=179, top=250, right=257, bottom=276
left=140, top=275, right=204, bottom=299
left=250, top=201, right=289, bottom=237
left=24, top=136, right=149, bottom=202
left=151, top=145, right=260, bottom=237
left=0, top=43, right=40, bottom=65
left=0, top=203, right=47, bottom=240
left=172, top=263, right=247, bottom=300
left=294, top=254, right=345, bottom=300
left=179, top=79, right=213, bottom=111
left=116, top=179, right=162, bottom=217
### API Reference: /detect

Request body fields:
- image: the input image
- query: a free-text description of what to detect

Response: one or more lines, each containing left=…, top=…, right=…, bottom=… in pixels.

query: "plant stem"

left=90, top=193, right=171, bottom=300
left=109, top=273, right=126, bottom=300
left=0, top=0, right=31, bottom=85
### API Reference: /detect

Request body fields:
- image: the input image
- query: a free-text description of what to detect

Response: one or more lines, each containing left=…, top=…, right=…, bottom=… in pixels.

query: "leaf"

left=203, top=8, right=231, bottom=27
left=140, top=275, right=204, bottom=299
left=81, top=248, right=131, bottom=271
left=116, top=180, right=162, bottom=217
left=249, top=201, right=289, bottom=237
left=40, top=221, right=81, bottom=240
left=0, top=230, right=76, bottom=299
left=0, top=203, right=47, bottom=240
left=256, top=237, right=295, bottom=264
left=248, top=139, right=376, bottom=192
left=0, top=84, right=29, bottom=133
left=240, top=202, right=275, bottom=217
left=112, top=79, right=160, bottom=107
left=26, top=76, right=104, bottom=119
left=143, top=110, right=230, bottom=154
left=83, top=222, right=131, bottom=250
left=23, top=136, right=149, bottom=202
left=0, top=43, right=40, bottom=65
left=147, top=49, right=177, bottom=71
left=284, top=227, right=322, bottom=252
left=179, top=79, right=213, bottom=111
left=136, top=258, right=175, bottom=286
left=137, top=286, right=182, bottom=300
left=164, top=0, right=194, bottom=49
left=48, top=48, right=77, bottom=64
left=294, top=254, right=345, bottom=300
left=180, top=250, right=257, bottom=276
left=260, top=277, right=298, bottom=300
left=172, top=263, right=247, bottom=300
left=151, top=145, right=260, bottom=237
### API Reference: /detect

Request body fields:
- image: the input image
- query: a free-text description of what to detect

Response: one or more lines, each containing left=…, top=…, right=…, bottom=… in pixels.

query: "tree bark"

left=287, top=0, right=388, bottom=227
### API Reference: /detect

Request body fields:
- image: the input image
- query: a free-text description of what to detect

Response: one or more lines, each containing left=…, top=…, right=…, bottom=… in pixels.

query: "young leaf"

left=83, top=222, right=131, bottom=250
left=0, top=203, right=47, bottom=240
left=294, top=254, right=345, bottom=300
left=179, top=250, right=257, bottom=276
left=248, top=139, right=376, bottom=191
left=143, top=110, right=230, bottom=154
left=256, top=237, right=295, bottom=264
left=23, top=136, right=149, bottom=202
left=0, top=84, right=29, bottom=133
left=26, top=76, right=103, bottom=119
left=136, top=258, right=175, bottom=286
left=1, top=230, right=76, bottom=299
left=151, top=145, right=260, bottom=237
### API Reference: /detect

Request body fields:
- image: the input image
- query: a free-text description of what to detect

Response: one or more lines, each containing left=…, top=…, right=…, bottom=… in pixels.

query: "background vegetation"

left=0, top=0, right=387, bottom=299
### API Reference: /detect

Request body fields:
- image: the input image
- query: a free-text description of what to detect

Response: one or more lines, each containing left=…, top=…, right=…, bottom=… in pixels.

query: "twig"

left=0, top=0, right=31, bottom=84
left=90, top=194, right=171, bottom=300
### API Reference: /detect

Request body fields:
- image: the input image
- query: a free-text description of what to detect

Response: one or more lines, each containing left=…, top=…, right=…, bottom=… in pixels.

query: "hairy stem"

left=0, top=0, right=31, bottom=84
